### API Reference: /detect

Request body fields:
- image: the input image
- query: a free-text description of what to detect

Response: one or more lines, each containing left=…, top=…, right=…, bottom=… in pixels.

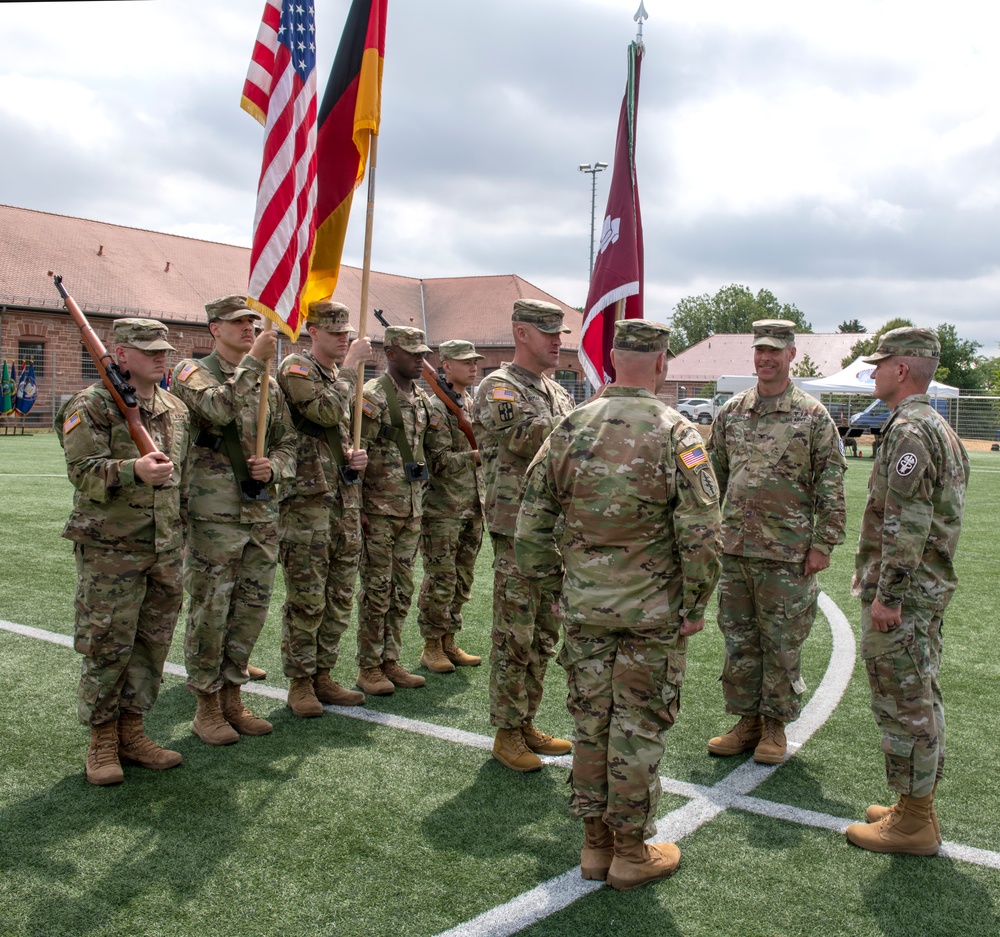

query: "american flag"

left=241, top=0, right=318, bottom=341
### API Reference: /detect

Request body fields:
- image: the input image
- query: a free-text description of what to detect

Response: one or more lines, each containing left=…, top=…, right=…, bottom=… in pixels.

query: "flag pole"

left=352, top=130, right=379, bottom=453
left=254, top=319, right=273, bottom=458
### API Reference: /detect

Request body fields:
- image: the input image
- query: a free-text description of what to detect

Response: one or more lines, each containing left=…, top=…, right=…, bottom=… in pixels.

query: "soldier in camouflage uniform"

left=517, top=320, right=722, bottom=890
left=277, top=301, right=370, bottom=716
left=707, top=319, right=846, bottom=764
left=57, top=318, right=189, bottom=785
left=845, top=327, right=969, bottom=857
left=472, top=298, right=576, bottom=772
left=355, top=326, right=445, bottom=695
left=417, top=340, right=485, bottom=674
left=171, top=296, right=297, bottom=745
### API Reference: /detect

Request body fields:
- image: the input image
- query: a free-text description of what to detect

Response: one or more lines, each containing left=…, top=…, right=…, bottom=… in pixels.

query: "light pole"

left=578, top=161, right=608, bottom=278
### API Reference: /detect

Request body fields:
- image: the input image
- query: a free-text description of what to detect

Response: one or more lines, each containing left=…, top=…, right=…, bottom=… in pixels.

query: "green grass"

left=1, top=435, right=999, bottom=936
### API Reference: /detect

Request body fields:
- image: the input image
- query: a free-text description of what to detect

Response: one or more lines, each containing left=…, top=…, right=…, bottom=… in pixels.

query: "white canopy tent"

left=800, top=357, right=959, bottom=398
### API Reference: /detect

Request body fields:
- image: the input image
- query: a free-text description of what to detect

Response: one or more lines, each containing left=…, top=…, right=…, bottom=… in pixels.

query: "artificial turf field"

left=1, top=432, right=998, bottom=937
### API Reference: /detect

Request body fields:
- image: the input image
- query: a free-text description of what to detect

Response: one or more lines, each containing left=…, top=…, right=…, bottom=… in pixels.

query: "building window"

left=192, top=350, right=211, bottom=359
left=363, top=364, right=378, bottom=383
left=17, top=341, right=45, bottom=379
left=81, top=346, right=100, bottom=380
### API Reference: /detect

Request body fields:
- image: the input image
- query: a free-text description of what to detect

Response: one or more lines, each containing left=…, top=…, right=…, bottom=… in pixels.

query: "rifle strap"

left=376, top=373, right=425, bottom=464
left=199, top=352, right=256, bottom=487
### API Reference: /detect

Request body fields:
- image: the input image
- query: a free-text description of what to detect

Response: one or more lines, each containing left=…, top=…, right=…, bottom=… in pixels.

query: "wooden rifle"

left=373, top=309, right=477, bottom=449
left=54, top=274, right=159, bottom=456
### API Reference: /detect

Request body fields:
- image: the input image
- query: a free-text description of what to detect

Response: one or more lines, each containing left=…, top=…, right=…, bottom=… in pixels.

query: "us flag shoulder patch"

left=679, top=444, right=709, bottom=469
left=429, top=414, right=440, bottom=428
left=362, top=399, right=378, bottom=418
left=176, top=363, right=198, bottom=383
left=288, top=363, right=310, bottom=377
left=63, top=411, right=82, bottom=434
left=492, top=386, right=516, bottom=402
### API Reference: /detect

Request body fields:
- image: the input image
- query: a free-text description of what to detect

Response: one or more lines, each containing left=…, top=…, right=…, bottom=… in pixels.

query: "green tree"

left=669, top=284, right=812, bottom=354
left=842, top=317, right=914, bottom=368
left=791, top=353, right=821, bottom=377
left=838, top=318, right=866, bottom=333
left=933, top=323, right=982, bottom=389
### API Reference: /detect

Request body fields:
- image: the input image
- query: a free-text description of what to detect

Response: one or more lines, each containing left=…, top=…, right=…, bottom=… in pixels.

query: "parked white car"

left=676, top=397, right=715, bottom=424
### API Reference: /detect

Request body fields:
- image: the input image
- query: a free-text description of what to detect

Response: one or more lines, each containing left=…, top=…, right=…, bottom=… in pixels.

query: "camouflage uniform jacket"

left=56, top=383, right=189, bottom=554
left=472, top=362, right=575, bottom=537
left=359, top=372, right=444, bottom=518
left=423, top=391, right=484, bottom=520
left=709, top=383, right=846, bottom=562
left=277, top=349, right=361, bottom=516
left=516, top=387, right=723, bottom=627
left=853, top=394, right=969, bottom=610
left=171, top=350, right=296, bottom=525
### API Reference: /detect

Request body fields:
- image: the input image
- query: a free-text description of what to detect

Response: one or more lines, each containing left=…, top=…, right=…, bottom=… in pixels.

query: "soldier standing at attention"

left=846, top=327, right=969, bottom=856
left=355, top=326, right=443, bottom=695
left=472, top=299, right=575, bottom=772
left=516, top=320, right=722, bottom=889
left=707, top=319, right=846, bottom=764
left=277, top=301, right=370, bottom=716
left=57, top=318, right=189, bottom=785
left=417, top=340, right=485, bottom=674
left=171, top=296, right=296, bottom=745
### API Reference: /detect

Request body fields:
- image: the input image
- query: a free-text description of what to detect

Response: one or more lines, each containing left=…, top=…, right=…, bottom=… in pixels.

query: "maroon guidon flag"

left=580, top=39, right=644, bottom=388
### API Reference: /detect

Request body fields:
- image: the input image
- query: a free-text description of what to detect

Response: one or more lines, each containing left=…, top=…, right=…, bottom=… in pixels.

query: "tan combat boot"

left=753, top=716, right=787, bottom=764
left=287, top=676, right=324, bottom=718
left=866, top=787, right=941, bottom=843
left=707, top=714, right=762, bottom=756
left=846, top=792, right=939, bottom=856
left=314, top=670, right=364, bottom=706
left=442, top=633, right=481, bottom=667
left=419, top=637, right=455, bottom=674
left=86, top=722, right=124, bottom=785
left=246, top=664, right=267, bottom=681
left=492, top=727, right=542, bottom=773
left=357, top=666, right=395, bottom=696
left=606, top=833, right=681, bottom=891
left=522, top=721, right=572, bottom=756
left=117, top=711, right=182, bottom=770
left=221, top=683, right=273, bottom=736
left=192, top=689, right=240, bottom=745
left=381, top=660, right=426, bottom=689
left=581, top=817, right=615, bottom=881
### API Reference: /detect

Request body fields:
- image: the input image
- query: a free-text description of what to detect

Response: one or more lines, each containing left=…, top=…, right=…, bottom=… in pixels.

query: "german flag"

left=301, top=0, right=387, bottom=313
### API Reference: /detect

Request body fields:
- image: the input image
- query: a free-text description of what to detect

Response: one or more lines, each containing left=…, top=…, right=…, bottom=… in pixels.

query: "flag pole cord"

left=353, top=130, right=379, bottom=453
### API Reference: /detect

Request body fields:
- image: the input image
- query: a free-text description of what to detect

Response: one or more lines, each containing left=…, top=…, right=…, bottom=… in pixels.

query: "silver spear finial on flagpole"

left=634, top=1, right=648, bottom=49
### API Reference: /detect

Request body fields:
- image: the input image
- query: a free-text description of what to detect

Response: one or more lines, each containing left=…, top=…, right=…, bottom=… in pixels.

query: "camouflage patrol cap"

left=862, top=326, right=941, bottom=363
left=205, top=295, right=259, bottom=323
left=511, top=298, right=571, bottom=334
left=438, top=339, right=484, bottom=361
left=307, top=300, right=355, bottom=333
left=384, top=326, right=431, bottom=354
left=114, top=318, right=174, bottom=352
left=751, top=319, right=796, bottom=349
left=612, top=319, right=675, bottom=357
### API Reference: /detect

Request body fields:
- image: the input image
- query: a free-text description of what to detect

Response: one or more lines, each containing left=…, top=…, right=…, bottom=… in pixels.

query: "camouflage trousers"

left=73, top=544, right=183, bottom=726
left=183, top=519, right=278, bottom=693
left=717, top=554, right=818, bottom=723
left=356, top=513, right=421, bottom=669
left=559, top=621, right=686, bottom=839
left=861, top=602, right=945, bottom=798
left=488, top=534, right=560, bottom=730
left=417, top=513, right=483, bottom=639
left=279, top=507, right=362, bottom=678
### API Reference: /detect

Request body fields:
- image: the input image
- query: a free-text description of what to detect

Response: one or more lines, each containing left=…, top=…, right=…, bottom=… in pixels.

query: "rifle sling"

left=376, top=373, right=425, bottom=465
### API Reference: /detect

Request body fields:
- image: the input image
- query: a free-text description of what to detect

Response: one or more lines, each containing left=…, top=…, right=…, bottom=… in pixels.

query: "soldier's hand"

left=347, top=448, right=368, bottom=471
left=471, top=450, right=482, bottom=466
left=680, top=617, right=705, bottom=636
left=361, top=510, right=370, bottom=538
left=870, top=599, right=901, bottom=632
left=249, top=327, right=278, bottom=362
left=804, top=548, right=830, bottom=576
left=247, top=456, right=273, bottom=482
left=135, top=451, right=174, bottom=486
left=344, top=336, right=373, bottom=373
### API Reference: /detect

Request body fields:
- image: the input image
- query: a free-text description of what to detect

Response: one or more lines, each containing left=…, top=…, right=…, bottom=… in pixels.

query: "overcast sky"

left=2, top=0, right=998, bottom=350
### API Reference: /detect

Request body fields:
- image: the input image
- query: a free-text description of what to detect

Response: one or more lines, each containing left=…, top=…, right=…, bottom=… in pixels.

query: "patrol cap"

left=862, top=326, right=941, bottom=363
left=113, top=318, right=174, bottom=352
left=511, top=298, right=571, bottom=334
left=612, top=319, right=675, bottom=357
left=751, top=319, right=796, bottom=350
left=438, top=339, right=484, bottom=361
left=307, top=300, right=355, bottom=333
left=205, top=295, right=259, bottom=323
left=384, top=326, right=431, bottom=354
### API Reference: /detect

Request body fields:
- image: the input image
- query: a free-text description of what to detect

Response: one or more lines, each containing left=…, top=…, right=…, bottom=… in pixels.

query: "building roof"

left=668, top=331, right=860, bottom=382
left=0, top=204, right=581, bottom=350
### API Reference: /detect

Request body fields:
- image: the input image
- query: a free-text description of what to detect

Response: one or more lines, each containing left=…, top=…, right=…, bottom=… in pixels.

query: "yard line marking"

left=0, top=473, right=68, bottom=477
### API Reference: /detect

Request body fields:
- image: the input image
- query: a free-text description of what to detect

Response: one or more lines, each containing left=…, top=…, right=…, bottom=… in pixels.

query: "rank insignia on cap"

left=288, top=364, right=310, bottom=377
left=63, top=411, right=82, bottom=434
left=177, top=363, right=198, bottom=383
left=679, top=444, right=709, bottom=469
left=492, top=386, right=516, bottom=402
left=362, top=398, right=378, bottom=418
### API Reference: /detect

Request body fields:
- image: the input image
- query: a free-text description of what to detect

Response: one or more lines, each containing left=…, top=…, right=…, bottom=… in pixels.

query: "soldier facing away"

left=516, top=319, right=722, bottom=890
left=845, top=327, right=969, bottom=856
left=57, top=318, right=190, bottom=785
left=706, top=319, right=847, bottom=764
